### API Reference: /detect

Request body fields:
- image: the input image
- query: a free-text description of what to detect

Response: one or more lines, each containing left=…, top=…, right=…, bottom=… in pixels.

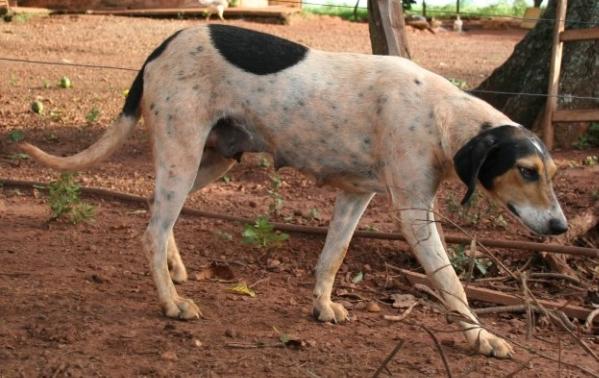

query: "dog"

left=198, top=0, right=228, bottom=21
left=21, top=24, right=568, bottom=358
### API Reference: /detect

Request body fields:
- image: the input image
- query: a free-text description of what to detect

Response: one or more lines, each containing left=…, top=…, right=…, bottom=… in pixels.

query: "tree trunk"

left=368, top=0, right=411, bottom=57
left=475, top=0, right=599, bottom=130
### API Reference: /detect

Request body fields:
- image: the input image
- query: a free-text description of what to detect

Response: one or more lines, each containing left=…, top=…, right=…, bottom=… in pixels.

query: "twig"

left=2, top=178, right=598, bottom=258
left=224, top=341, right=282, bottom=349
left=421, top=325, right=453, bottom=378
left=249, top=276, right=270, bottom=289
left=528, top=272, right=582, bottom=285
left=503, top=357, right=534, bottom=378
left=372, top=339, right=405, bottom=378
left=473, top=304, right=529, bottom=315
left=584, top=307, right=599, bottom=332
left=522, top=282, right=599, bottom=362
left=383, top=302, right=418, bottom=321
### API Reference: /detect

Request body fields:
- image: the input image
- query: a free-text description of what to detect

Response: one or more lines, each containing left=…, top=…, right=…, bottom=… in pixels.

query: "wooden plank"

left=553, top=108, right=599, bottom=122
left=560, top=27, right=599, bottom=42
left=542, top=0, right=568, bottom=150
left=399, top=268, right=596, bottom=322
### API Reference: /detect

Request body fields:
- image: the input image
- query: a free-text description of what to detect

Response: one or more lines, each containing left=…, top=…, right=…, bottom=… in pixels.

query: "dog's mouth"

left=505, top=202, right=568, bottom=236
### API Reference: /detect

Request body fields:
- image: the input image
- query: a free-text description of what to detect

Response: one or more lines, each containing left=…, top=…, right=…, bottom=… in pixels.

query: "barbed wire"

left=0, top=57, right=138, bottom=72
left=2, top=56, right=599, bottom=101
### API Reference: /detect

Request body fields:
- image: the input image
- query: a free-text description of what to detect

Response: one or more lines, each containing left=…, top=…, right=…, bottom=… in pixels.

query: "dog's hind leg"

left=143, top=112, right=212, bottom=320
left=392, top=190, right=514, bottom=358
left=313, top=191, right=374, bottom=323
left=167, top=149, right=235, bottom=284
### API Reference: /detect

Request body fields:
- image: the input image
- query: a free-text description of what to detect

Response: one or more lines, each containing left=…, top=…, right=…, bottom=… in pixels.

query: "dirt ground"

left=1, top=13, right=598, bottom=377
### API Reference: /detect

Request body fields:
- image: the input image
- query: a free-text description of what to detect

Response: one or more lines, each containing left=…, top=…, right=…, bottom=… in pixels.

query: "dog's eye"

left=518, top=166, right=539, bottom=181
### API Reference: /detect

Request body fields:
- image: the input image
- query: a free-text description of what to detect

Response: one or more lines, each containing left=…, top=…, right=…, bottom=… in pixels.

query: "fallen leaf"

left=390, top=293, right=417, bottom=309
left=229, top=281, right=256, bottom=297
left=351, top=272, right=364, bottom=284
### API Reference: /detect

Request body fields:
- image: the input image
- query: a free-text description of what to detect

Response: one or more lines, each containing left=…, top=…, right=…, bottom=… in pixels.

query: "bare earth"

left=1, top=14, right=598, bottom=377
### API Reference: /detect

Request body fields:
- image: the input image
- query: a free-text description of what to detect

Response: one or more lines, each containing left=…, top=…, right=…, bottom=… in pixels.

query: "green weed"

left=85, top=106, right=101, bottom=123
left=242, top=216, right=288, bottom=248
left=47, top=173, right=95, bottom=224
left=268, top=174, right=284, bottom=215
left=8, top=130, right=24, bottom=143
left=450, top=244, right=492, bottom=278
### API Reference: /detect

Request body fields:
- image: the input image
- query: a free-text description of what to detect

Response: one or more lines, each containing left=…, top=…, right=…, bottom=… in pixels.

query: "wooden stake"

left=542, top=0, right=568, bottom=149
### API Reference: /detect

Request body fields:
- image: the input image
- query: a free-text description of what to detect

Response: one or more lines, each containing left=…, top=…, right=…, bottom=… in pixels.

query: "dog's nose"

left=548, top=218, right=568, bottom=235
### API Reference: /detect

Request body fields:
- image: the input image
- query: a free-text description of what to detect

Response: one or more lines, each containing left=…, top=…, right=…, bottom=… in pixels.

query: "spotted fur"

left=20, top=25, right=568, bottom=359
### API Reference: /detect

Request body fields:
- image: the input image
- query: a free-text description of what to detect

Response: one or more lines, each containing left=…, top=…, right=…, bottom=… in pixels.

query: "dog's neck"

left=435, top=94, right=517, bottom=175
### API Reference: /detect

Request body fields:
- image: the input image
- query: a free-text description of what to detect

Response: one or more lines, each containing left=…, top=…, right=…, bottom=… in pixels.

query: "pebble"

left=366, top=302, right=381, bottom=313
left=161, top=351, right=178, bottom=361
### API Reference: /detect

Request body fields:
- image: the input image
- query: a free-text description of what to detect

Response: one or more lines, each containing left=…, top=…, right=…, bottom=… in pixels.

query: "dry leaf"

left=390, top=293, right=417, bottom=309
left=229, top=281, right=256, bottom=297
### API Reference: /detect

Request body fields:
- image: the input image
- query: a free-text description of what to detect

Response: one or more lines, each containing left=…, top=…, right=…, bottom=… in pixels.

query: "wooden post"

left=368, top=0, right=411, bottom=58
left=542, top=0, right=567, bottom=149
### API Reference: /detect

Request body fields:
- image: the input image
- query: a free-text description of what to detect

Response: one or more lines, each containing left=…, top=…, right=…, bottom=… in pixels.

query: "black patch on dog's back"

left=208, top=25, right=308, bottom=75
left=122, top=29, right=184, bottom=117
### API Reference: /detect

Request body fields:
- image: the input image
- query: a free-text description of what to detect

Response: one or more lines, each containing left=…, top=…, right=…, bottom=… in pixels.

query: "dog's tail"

left=20, top=69, right=145, bottom=171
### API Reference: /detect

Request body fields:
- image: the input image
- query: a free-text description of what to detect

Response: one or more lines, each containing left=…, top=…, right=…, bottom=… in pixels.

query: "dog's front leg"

left=313, top=191, right=374, bottom=323
left=396, top=204, right=514, bottom=358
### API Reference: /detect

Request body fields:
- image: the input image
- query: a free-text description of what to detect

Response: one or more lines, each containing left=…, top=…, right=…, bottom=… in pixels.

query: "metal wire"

left=0, top=57, right=139, bottom=72
left=2, top=56, right=599, bottom=101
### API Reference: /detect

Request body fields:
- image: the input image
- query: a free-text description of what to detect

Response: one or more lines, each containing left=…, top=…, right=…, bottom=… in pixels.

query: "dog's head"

left=453, top=125, right=567, bottom=235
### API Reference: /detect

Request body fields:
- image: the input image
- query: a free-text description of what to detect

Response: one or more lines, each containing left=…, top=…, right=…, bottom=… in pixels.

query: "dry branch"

left=2, top=178, right=597, bottom=259
left=541, top=200, right=599, bottom=276
left=398, top=268, right=597, bottom=323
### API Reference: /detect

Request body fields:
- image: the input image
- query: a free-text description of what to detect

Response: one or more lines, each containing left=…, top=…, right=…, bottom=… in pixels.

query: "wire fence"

left=294, top=0, right=599, bottom=27
left=2, top=56, right=599, bottom=102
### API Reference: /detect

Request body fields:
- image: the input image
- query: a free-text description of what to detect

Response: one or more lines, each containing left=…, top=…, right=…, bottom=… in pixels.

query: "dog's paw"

left=312, top=300, right=349, bottom=323
left=163, top=297, right=202, bottom=320
left=469, top=328, right=514, bottom=358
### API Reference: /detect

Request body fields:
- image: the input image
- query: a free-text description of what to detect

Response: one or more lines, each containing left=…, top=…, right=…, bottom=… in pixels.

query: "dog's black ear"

left=453, top=133, right=498, bottom=205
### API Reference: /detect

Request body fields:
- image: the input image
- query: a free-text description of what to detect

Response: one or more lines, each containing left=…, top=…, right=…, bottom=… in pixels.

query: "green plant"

left=85, top=106, right=101, bottom=123
left=573, top=123, right=599, bottom=149
left=450, top=244, right=492, bottom=278
left=268, top=174, right=284, bottom=215
left=445, top=191, right=482, bottom=226
left=9, top=153, right=29, bottom=161
left=8, top=130, right=24, bottom=142
left=47, top=173, right=95, bottom=224
left=242, top=216, right=288, bottom=248
left=447, top=78, right=468, bottom=90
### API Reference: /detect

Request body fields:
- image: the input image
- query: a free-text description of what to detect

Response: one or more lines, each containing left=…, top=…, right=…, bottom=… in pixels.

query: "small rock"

left=366, top=302, right=381, bottom=313
left=224, top=329, right=237, bottom=338
left=248, top=201, right=257, bottom=208
left=161, top=351, right=178, bottom=361
left=193, top=339, right=203, bottom=348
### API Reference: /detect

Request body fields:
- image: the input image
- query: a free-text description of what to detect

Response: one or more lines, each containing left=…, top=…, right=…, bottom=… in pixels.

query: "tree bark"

left=368, top=0, right=411, bottom=57
left=475, top=0, right=599, bottom=129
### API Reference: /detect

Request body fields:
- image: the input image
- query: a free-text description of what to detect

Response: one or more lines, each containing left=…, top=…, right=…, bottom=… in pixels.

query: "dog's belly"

left=207, top=114, right=386, bottom=194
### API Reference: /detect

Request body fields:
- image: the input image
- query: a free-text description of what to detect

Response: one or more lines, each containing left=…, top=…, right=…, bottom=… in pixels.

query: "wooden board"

left=560, top=27, right=599, bottom=42
left=553, top=108, right=599, bottom=122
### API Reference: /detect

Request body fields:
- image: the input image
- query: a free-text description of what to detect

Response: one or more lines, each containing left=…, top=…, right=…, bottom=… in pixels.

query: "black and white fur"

left=22, top=25, right=568, bottom=359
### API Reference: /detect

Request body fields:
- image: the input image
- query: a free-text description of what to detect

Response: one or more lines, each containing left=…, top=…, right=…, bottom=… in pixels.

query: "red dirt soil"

left=1, top=14, right=598, bottom=377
